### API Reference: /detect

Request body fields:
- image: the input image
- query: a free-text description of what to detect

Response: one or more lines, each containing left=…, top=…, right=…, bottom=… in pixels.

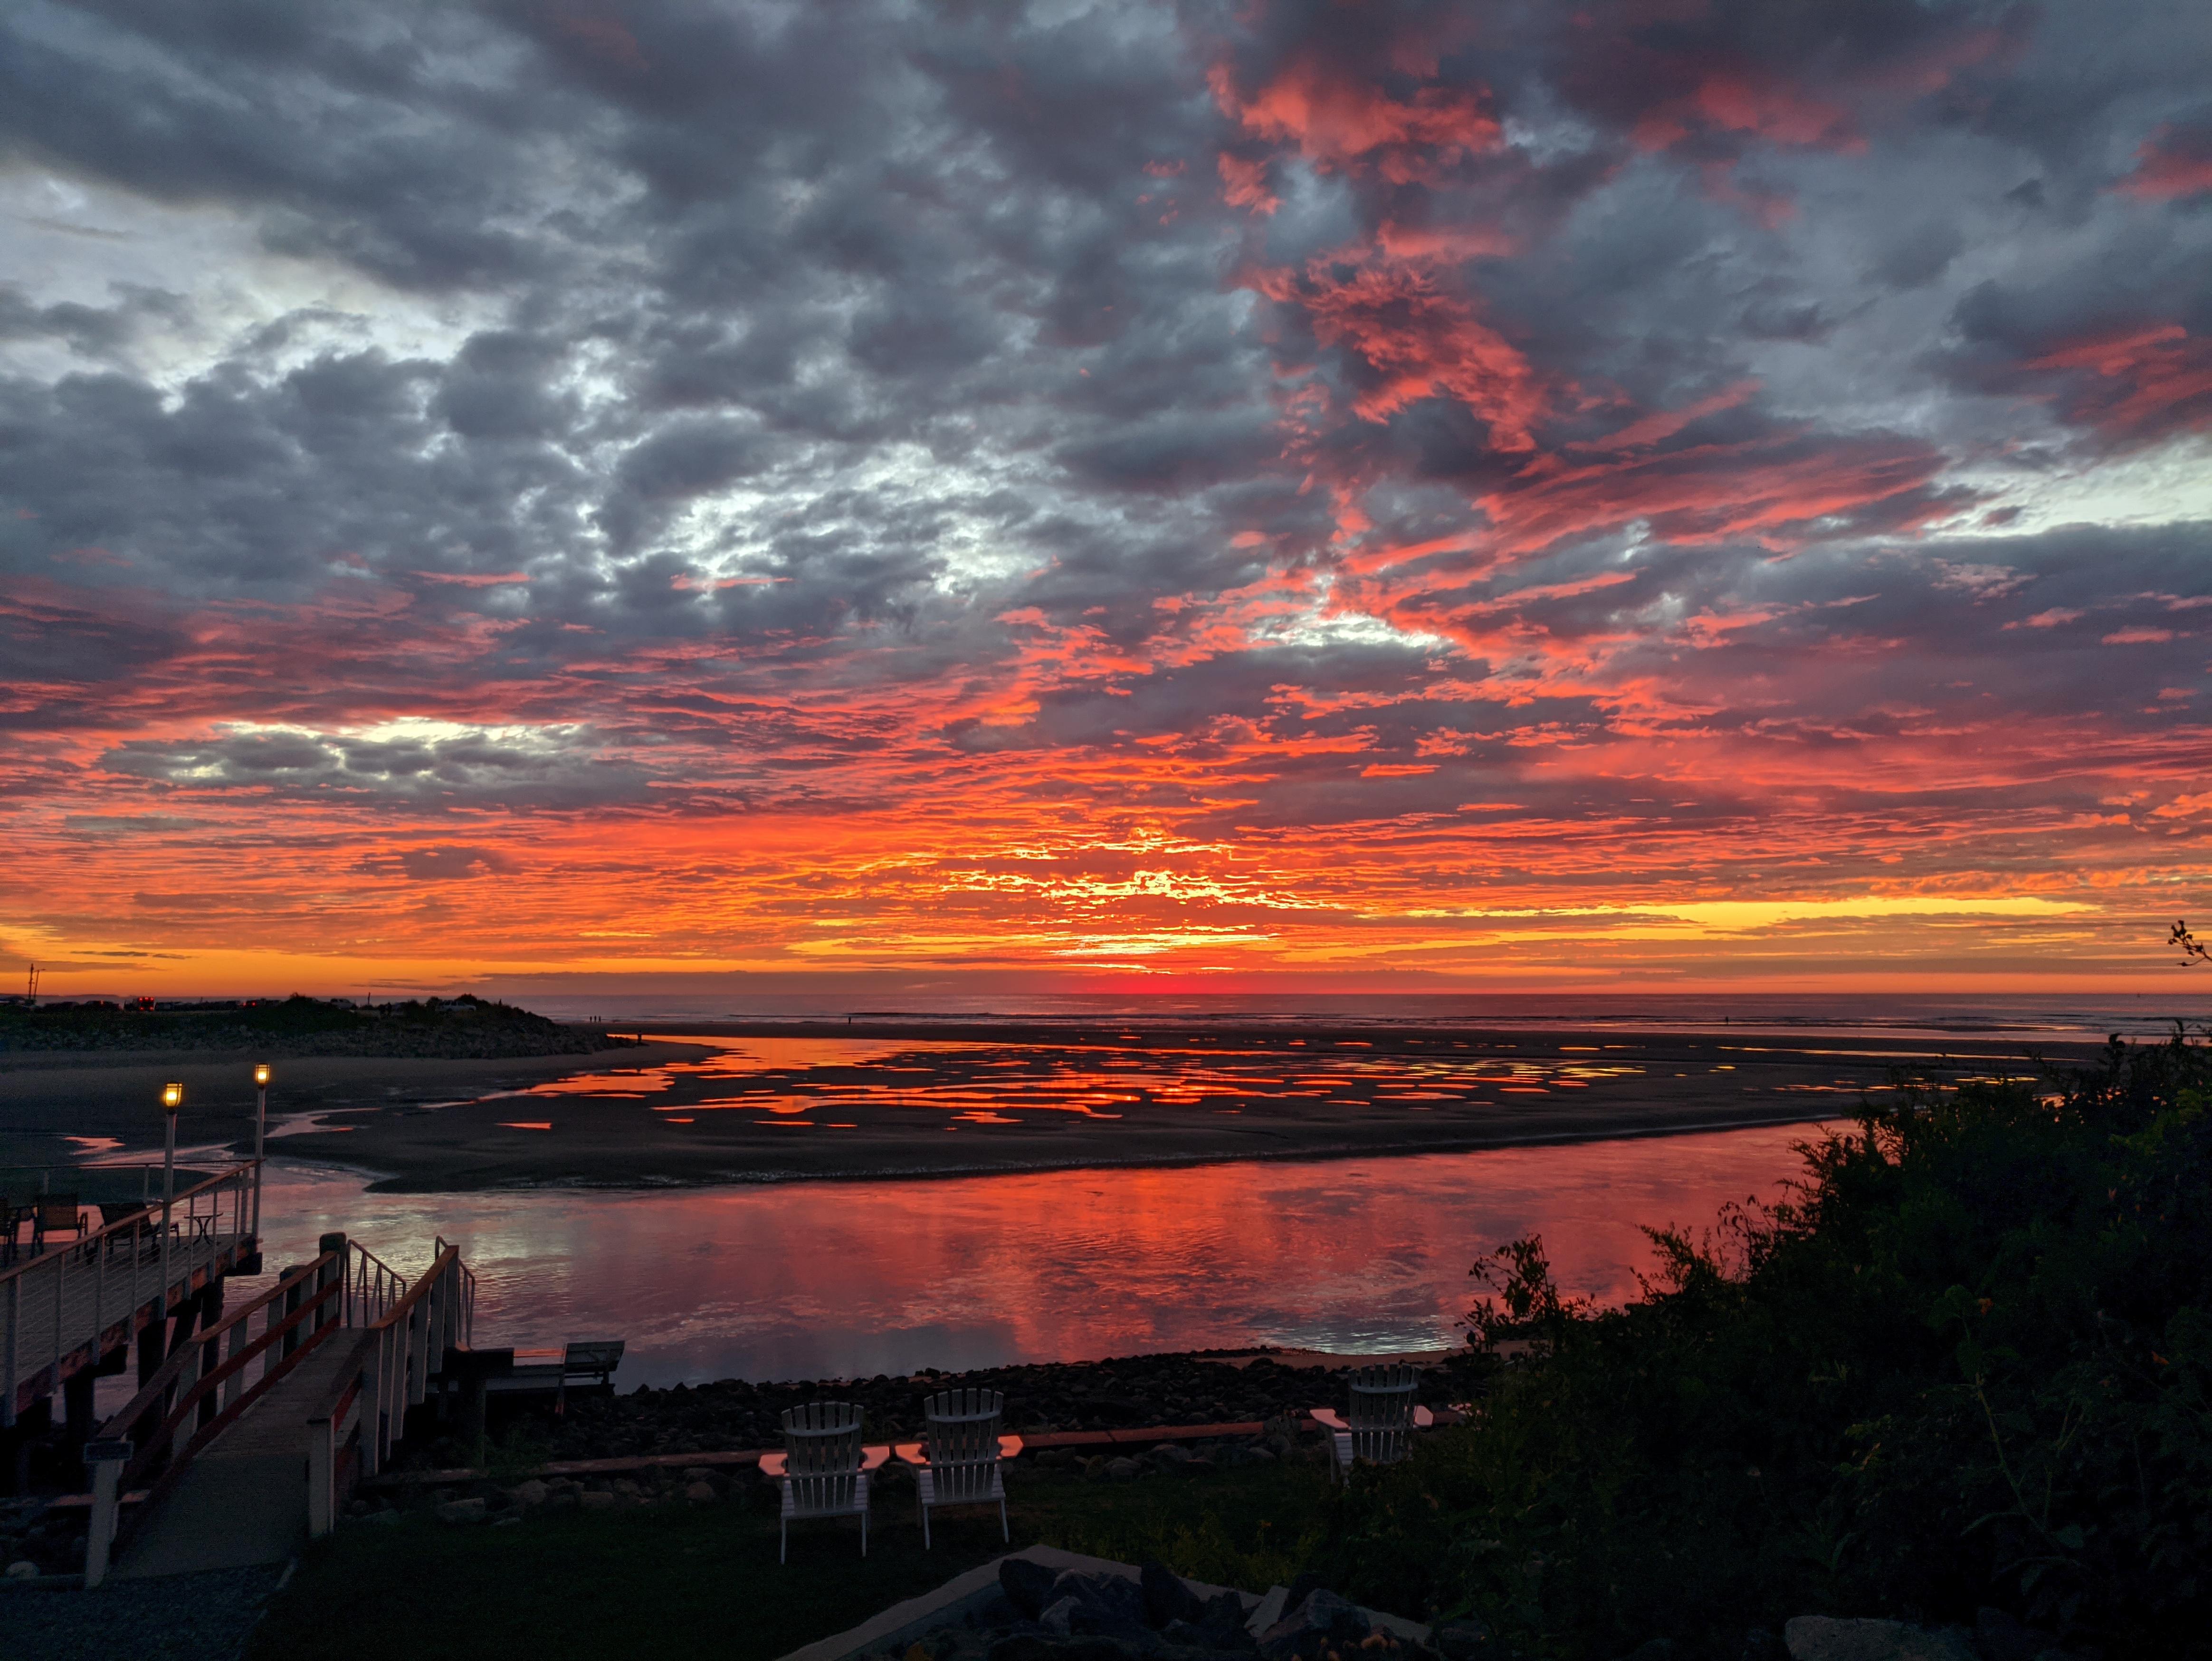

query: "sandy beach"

left=0, top=1041, right=714, bottom=1171
left=3, top=1020, right=2094, bottom=1193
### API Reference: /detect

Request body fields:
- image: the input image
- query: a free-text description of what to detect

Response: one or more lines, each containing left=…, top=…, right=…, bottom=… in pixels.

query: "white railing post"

left=2, top=1274, right=17, bottom=1430
left=405, top=1298, right=426, bottom=1406
left=361, top=1341, right=384, bottom=1477
left=83, top=1436, right=133, bottom=1589
left=93, top=1231, right=107, bottom=1358
left=306, top=1414, right=334, bottom=1537
left=223, top=1317, right=248, bottom=1412
left=52, top=1251, right=67, bottom=1381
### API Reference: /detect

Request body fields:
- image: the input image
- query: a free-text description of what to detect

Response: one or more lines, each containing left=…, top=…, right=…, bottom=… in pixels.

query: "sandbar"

left=110, top=1019, right=2104, bottom=1193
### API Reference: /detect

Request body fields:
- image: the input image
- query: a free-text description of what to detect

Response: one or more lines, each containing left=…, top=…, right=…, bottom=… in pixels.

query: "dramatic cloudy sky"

left=2, top=0, right=2209, bottom=1000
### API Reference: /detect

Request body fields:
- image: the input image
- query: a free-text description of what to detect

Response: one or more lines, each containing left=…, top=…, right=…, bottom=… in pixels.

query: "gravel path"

left=0, top=1564, right=286, bottom=1661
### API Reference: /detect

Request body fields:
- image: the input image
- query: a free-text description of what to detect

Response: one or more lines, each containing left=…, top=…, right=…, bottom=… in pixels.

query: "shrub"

left=1314, top=1030, right=2212, bottom=1659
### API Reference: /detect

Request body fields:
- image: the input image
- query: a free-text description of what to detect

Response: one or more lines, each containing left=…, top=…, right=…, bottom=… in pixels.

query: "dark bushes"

left=1316, top=1031, right=2212, bottom=1659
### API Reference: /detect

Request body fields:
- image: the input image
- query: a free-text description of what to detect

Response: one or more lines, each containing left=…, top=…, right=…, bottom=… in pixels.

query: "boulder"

left=513, top=1480, right=550, bottom=1507
left=436, top=1497, right=487, bottom=1525
left=1001, top=1556, right=1059, bottom=1620
left=1740, top=1631, right=1789, bottom=1661
left=1105, top=1457, right=1144, bottom=1481
left=1784, top=1618, right=1977, bottom=1661
left=685, top=1480, right=716, bottom=1503
left=578, top=1490, right=616, bottom=1511
left=1142, top=1559, right=1206, bottom=1628
left=1196, top=1590, right=1260, bottom=1651
left=6, top=1560, right=39, bottom=1580
left=1259, top=1589, right=1371, bottom=1661
left=1035, top=1570, right=1154, bottom=1644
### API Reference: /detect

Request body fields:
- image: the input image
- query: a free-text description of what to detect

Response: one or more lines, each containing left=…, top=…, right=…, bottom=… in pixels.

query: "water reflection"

left=239, top=1123, right=1821, bottom=1384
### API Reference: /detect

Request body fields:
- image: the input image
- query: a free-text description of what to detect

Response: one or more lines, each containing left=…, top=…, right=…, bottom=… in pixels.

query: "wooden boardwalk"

left=77, top=1232, right=475, bottom=1584
left=116, top=1340, right=359, bottom=1578
left=3, top=1166, right=257, bottom=1425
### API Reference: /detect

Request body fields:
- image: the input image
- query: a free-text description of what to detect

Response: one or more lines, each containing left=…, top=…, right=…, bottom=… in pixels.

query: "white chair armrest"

left=998, top=1434, right=1023, bottom=1459
left=1413, top=1405, right=1435, bottom=1429
left=895, top=1441, right=927, bottom=1467
left=757, top=1452, right=787, bottom=1479
left=860, top=1444, right=892, bottom=1472
left=1309, top=1407, right=1348, bottom=1431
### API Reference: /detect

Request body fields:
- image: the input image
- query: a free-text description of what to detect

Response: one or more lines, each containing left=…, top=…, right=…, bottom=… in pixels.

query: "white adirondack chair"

left=1309, top=1364, right=1434, bottom=1480
left=759, top=1402, right=888, bottom=1562
left=894, top=1388, right=1024, bottom=1548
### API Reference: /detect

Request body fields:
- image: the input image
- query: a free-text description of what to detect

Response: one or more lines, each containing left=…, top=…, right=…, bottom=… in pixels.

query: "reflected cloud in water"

left=244, top=1123, right=1820, bottom=1384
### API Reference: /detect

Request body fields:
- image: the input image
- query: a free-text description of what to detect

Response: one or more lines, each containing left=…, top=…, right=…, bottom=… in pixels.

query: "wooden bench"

left=487, top=1339, right=626, bottom=1409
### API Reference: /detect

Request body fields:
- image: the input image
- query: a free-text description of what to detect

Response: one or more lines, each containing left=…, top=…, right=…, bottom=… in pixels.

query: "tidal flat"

left=219, top=1021, right=2095, bottom=1193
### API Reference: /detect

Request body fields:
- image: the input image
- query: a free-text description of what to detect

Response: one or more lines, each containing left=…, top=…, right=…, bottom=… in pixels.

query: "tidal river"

left=210, top=1120, right=1824, bottom=1387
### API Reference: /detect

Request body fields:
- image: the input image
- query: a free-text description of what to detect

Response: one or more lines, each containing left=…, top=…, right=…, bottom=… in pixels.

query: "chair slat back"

left=781, top=1402, right=864, bottom=1513
left=922, top=1388, right=1003, bottom=1503
left=1346, top=1364, right=1418, bottom=1464
left=37, top=1194, right=80, bottom=1231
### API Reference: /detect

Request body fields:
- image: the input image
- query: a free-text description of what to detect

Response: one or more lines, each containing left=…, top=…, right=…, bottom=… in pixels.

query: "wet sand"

left=215, top=1021, right=2096, bottom=1193
left=0, top=1041, right=713, bottom=1169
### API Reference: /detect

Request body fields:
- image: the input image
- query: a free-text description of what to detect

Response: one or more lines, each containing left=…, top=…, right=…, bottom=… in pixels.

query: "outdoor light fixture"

left=161, top=1080, right=182, bottom=1291
left=251, top=1062, right=271, bottom=1241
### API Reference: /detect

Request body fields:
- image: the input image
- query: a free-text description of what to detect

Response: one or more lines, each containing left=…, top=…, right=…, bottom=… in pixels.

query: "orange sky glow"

left=1, top=1, right=2207, bottom=1002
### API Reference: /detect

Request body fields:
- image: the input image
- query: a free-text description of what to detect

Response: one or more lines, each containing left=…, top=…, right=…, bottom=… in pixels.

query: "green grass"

left=247, top=1460, right=1336, bottom=1661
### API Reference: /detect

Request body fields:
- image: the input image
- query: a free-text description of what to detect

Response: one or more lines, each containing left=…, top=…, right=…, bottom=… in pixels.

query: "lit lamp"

left=161, top=1081, right=183, bottom=1296
left=251, top=1063, right=270, bottom=1241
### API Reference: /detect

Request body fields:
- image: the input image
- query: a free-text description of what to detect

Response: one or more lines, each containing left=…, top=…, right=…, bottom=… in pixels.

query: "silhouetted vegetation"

left=0, top=993, right=636, bottom=1058
left=1308, top=1028, right=2212, bottom=1657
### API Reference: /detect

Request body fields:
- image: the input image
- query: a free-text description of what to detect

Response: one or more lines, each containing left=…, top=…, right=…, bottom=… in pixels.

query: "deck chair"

left=31, top=1193, right=85, bottom=1255
left=555, top=1339, right=625, bottom=1413
left=1309, top=1364, right=1434, bottom=1480
left=895, top=1389, right=1023, bottom=1548
left=759, top=1403, right=887, bottom=1562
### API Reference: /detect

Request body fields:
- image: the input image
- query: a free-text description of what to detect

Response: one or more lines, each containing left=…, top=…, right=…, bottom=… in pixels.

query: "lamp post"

left=160, top=1081, right=182, bottom=1301
left=252, top=1062, right=270, bottom=1243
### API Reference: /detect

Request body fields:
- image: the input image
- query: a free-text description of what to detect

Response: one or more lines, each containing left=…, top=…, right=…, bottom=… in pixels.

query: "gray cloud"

left=100, top=725, right=660, bottom=811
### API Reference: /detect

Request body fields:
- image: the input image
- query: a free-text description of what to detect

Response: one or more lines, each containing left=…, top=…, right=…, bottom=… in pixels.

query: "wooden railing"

left=1, top=1161, right=258, bottom=1428
left=81, top=1245, right=347, bottom=1586
left=305, top=1238, right=475, bottom=1537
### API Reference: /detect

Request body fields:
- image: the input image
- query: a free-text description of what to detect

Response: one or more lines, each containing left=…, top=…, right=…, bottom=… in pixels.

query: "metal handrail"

left=434, top=1235, right=476, bottom=1346
left=82, top=1246, right=350, bottom=1586
left=1, top=1160, right=258, bottom=1430
left=345, top=1240, right=407, bottom=1327
left=0, top=1162, right=254, bottom=1289
left=98, top=1256, right=341, bottom=1486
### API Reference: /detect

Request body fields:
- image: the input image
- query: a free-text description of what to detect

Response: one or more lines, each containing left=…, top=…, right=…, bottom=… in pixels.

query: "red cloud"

left=2025, top=323, right=2212, bottom=442
left=1217, top=153, right=1278, bottom=215
left=1476, top=427, right=1951, bottom=557
left=2119, top=124, right=2212, bottom=200
left=1210, top=57, right=1501, bottom=182
left=1247, top=252, right=1549, bottom=450
left=1634, top=69, right=1864, bottom=154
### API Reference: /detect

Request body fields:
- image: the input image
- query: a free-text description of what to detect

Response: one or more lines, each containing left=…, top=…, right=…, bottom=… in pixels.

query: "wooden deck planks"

left=4, top=1229, right=248, bottom=1419
left=114, top=1340, right=361, bottom=1578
